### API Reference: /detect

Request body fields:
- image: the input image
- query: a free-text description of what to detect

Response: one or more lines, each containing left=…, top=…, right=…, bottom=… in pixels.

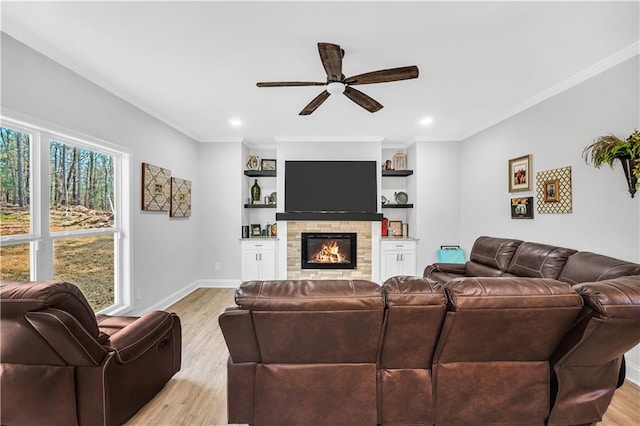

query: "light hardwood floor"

left=126, top=288, right=640, bottom=426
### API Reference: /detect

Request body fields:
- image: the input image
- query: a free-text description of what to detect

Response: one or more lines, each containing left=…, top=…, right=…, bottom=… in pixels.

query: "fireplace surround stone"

left=287, top=221, right=372, bottom=280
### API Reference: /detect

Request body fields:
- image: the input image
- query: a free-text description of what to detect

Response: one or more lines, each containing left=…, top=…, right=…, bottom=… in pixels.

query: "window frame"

left=1, top=115, right=132, bottom=314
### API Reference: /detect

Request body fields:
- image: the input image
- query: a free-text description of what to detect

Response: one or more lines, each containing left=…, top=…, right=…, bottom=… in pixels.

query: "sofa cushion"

left=507, top=242, right=576, bottom=279
left=469, top=236, right=523, bottom=271
left=235, top=279, right=384, bottom=311
left=1, top=281, right=99, bottom=338
left=557, top=251, right=640, bottom=284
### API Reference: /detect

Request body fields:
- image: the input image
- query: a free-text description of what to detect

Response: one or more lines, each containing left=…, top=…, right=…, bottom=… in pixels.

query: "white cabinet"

left=380, top=239, right=417, bottom=282
left=241, top=239, right=277, bottom=281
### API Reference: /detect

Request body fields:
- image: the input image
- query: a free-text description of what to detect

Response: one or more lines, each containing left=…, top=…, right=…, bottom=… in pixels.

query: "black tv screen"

left=285, top=161, right=377, bottom=213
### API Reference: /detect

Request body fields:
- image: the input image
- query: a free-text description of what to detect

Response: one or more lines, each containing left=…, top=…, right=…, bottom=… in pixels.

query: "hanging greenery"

left=582, top=130, right=640, bottom=192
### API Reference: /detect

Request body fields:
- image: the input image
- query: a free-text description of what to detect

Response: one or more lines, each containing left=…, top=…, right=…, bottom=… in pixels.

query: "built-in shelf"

left=244, top=170, right=276, bottom=177
left=244, top=204, right=277, bottom=208
left=382, top=204, right=414, bottom=209
left=382, top=170, right=413, bottom=177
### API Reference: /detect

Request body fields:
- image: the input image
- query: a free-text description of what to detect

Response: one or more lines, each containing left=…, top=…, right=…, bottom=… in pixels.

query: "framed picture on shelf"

left=261, top=159, right=276, bottom=171
left=508, top=154, right=532, bottom=192
left=393, top=152, right=407, bottom=170
left=511, top=197, right=534, bottom=219
left=250, top=224, right=262, bottom=237
left=388, top=220, right=403, bottom=237
left=544, top=180, right=560, bottom=202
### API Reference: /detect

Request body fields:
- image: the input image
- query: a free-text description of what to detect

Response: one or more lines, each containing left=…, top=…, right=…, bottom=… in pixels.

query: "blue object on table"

left=437, top=245, right=465, bottom=263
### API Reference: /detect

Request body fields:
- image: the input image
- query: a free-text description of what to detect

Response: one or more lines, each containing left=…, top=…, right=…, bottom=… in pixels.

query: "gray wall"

left=459, top=56, right=639, bottom=262
left=1, top=33, right=201, bottom=313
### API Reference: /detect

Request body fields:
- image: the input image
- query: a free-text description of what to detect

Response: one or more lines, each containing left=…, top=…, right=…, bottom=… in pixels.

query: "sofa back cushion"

left=0, top=281, right=100, bottom=365
left=235, top=280, right=385, bottom=364
left=468, top=236, right=523, bottom=272
left=436, top=277, right=583, bottom=362
left=381, top=276, right=447, bottom=368
left=557, top=251, right=640, bottom=284
left=507, top=242, right=576, bottom=279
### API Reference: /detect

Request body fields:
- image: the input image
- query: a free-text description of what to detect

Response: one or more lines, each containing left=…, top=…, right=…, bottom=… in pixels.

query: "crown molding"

left=456, top=41, right=640, bottom=142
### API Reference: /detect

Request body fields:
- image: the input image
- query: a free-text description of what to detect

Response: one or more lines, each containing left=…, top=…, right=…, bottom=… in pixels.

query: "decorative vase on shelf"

left=251, top=179, right=261, bottom=202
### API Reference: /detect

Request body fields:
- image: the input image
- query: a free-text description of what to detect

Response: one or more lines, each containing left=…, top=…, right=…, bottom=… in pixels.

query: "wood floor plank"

left=125, top=288, right=640, bottom=426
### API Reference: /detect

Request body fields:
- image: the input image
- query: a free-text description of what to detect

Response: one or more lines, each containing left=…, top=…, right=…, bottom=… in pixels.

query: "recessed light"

left=419, top=116, right=434, bottom=126
left=229, top=118, right=243, bottom=127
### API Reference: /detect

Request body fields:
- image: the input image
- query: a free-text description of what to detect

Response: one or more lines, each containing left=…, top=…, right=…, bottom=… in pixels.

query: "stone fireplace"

left=287, top=221, right=372, bottom=280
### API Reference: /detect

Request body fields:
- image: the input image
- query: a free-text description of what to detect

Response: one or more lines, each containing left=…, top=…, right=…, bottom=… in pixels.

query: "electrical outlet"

left=214, top=262, right=221, bottom=271
left=135, top=288, right=142, bottom=300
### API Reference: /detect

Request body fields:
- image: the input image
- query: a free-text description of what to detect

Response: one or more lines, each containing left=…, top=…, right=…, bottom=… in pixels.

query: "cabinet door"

left=259, top=248, right=276, bottom=280
left=241, top=249, right=262, bottom=282
left=381, top=250, right=403, bottom=282
left=399, top=250, right=416, bottom=276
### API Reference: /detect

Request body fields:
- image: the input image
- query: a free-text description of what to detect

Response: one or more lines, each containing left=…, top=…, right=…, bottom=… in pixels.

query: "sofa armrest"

left=104, top=311, right=178, bottom=364
left=430, top=263, right=467, bottom=275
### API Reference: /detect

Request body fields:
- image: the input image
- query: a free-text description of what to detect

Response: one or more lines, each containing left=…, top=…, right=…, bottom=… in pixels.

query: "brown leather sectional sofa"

left=220, top=238, right=640, bottom=426
left=0, top=281, right=182, bottom=426
left=424, top=235, right=640, bottom=285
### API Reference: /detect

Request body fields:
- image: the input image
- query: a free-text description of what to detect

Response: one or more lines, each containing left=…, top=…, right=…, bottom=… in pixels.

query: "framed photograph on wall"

left=544, top=179, right=560, bottom=202
left=511, top=197, right=534, bottom=219
left=508, top=154, right=532, bottom=192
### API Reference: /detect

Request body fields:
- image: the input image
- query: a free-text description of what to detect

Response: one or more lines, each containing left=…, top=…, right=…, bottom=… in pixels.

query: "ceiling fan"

left=256, top=42, right=419, bottom=115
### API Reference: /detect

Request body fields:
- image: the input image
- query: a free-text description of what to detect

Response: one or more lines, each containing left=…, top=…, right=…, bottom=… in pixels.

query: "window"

left=0, top=117, right=130, bottom=313
left=0, top=125, right=34, bottom=280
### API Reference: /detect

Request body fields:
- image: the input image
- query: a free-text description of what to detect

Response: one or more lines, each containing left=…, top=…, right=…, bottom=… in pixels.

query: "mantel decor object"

left=582, top=130, right=640, bottom=198
left=251, top=179, right=261, bottom=203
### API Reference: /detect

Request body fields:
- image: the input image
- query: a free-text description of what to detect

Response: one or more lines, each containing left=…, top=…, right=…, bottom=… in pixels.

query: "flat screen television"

left=284, top=160, right=377, bottom=213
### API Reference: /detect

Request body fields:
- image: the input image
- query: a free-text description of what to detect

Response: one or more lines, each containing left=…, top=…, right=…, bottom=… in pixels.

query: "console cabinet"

left=241, top=239, right=277, bottom=281
left=380, top=239, right=417, bottom=282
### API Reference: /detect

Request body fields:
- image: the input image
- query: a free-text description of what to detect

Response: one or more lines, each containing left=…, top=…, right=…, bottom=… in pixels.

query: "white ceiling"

left=2, top=1, right=639, bottom=145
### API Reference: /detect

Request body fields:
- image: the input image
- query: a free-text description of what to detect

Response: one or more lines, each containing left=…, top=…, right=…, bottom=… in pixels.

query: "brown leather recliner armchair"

left=0, top=280, right=182, bottom=426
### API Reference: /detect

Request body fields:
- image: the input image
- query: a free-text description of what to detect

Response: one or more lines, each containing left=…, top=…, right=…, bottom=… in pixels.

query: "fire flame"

left=311, top=240, right=347, bottom=263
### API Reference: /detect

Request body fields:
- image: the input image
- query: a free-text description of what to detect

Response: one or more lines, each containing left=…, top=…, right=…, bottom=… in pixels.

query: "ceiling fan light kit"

left=257, top=42, right=419, bottom=115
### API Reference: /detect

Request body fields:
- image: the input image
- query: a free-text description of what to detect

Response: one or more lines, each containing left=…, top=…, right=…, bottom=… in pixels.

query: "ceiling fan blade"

left=344, top=65, right=419, bottom=85
left=318, top=42, right=343, bottom=82
left=257, top=81, right=326, bottom=87
left=343, top=86, right=383, bottom=113
left=299, top=90, right=331, bottom=115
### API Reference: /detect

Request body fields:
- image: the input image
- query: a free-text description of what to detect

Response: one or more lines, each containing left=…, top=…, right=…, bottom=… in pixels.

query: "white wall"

left=459, top=56, right=639, bottom=262
left=1, top=33, right=201, bottom=314
left=196, top=142, right=243, bottom=283
left=413, top=141, right=462, bottom=272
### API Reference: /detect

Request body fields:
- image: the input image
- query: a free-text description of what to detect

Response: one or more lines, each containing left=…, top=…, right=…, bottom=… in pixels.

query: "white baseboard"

left=194, top=279, right=242, bottom=288
left=137, top=279, right=241, bottom=314
left=626, top=359, right=640, bottom=387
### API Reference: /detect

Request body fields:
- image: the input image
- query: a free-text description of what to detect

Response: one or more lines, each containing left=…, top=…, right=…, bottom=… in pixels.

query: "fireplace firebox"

left=301, top=232, right=357, bottom=269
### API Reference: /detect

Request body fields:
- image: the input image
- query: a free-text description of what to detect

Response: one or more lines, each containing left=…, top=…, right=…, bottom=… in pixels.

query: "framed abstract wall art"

left=170, top=177, right=192, bottom=218
left=142, top=163, right=171, bottom=211
left=536, top=167, right=572, bottom=214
